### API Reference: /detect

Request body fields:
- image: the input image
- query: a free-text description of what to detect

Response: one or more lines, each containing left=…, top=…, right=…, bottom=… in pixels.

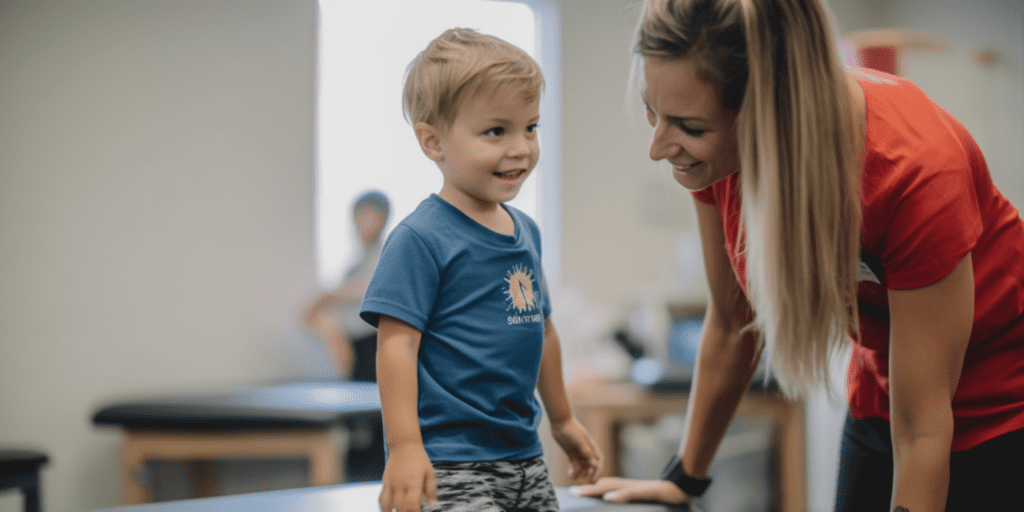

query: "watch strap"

left=659, top=455, right=712, bottom=497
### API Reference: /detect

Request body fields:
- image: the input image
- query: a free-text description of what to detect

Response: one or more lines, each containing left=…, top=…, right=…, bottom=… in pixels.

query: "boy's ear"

left=414, top=122, right=444, bottom=162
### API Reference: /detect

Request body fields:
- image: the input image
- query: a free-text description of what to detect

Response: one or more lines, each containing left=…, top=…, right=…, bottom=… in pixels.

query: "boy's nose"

left=507, top=136, right=531, bottom=157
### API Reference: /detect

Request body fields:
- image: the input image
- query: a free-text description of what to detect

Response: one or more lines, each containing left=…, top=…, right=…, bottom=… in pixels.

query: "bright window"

left=316, top=0, right=559, bottom=286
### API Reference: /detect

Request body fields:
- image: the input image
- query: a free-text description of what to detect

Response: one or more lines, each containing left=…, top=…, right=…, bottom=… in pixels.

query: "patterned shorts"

left=425, top=455, right=559, bottom=512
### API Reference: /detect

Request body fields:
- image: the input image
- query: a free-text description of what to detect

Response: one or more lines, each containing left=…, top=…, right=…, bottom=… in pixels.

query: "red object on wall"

left=858, top=45, right=899, bottom=75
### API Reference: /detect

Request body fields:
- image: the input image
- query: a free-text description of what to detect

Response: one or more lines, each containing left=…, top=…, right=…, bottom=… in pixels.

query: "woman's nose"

left=649, top=124, right=674, bottom=161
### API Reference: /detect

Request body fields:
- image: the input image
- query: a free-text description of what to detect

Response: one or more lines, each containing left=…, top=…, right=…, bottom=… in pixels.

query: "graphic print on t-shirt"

left=505, top=263, right=543, bottom=325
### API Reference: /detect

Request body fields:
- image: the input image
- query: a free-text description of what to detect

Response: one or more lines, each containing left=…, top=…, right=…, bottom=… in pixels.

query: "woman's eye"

left=679, top=124, right=706, bottom=137
left=644, top=105, right=657, bottom=126
left=485, top=127, right=504, bottom=136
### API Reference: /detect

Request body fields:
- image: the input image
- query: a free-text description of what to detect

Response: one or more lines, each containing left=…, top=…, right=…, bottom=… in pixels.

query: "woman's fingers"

left=572, top=477, right=689, bottom=505
left=571, top=476, right=635, bottom=497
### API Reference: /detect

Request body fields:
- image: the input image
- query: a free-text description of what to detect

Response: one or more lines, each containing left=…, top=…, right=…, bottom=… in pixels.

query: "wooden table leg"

left=119, top=428, right=344, bottom=504
left=309, top=430, right=342, bottom=487
left=194, top=460, right=218, bottom=498
left=779, top=400, right=806, bottom=512
left=121, top=436, right=152, bottom=505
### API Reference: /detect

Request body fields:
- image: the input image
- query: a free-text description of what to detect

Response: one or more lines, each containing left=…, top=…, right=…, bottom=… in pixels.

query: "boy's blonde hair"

left=403, top=28, right=545, bottom=131
left=636, top=0, right=861, bottom=398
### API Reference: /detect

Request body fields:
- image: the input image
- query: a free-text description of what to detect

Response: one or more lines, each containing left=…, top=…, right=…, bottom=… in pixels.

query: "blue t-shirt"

left=360, top=194, right=551, bottom=462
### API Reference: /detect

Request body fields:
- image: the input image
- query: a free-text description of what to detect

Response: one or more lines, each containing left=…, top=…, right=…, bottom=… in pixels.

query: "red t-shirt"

left=693, top=69, right=1024, bottom=451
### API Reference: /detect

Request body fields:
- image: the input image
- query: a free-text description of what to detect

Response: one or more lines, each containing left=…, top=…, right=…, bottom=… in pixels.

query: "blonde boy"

left=359, top=28, right=603, bottom=512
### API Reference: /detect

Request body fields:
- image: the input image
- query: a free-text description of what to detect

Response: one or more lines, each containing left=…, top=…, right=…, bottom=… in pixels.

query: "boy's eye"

left=485, top=127, right=504, bottom=136
left=527, top=123, right=539, bottom=133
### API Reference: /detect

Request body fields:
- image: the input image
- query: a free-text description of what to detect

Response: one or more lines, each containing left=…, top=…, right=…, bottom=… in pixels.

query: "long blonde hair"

left=636, top=0, right=861, bottom=397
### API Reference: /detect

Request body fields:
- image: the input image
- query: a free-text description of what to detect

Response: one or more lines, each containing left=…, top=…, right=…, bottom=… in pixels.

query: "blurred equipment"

left=620, top=304, right=771, bottom=393
left=0, top=449, right=48, bottom=512
left=845, top=28, right=944, bottom=75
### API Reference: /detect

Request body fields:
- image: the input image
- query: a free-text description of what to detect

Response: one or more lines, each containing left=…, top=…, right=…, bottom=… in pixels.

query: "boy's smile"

left=420, top=85, right=540, bottom=215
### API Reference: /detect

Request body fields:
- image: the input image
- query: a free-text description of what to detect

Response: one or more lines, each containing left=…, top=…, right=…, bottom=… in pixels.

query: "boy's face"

left=426, top=86, right=540, bottom=211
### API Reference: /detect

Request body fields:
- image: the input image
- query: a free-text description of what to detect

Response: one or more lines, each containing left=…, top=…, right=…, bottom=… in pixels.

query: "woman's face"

left=642, top=57, right=740, bottom=191
left=354, top=206, right=386, bottom=245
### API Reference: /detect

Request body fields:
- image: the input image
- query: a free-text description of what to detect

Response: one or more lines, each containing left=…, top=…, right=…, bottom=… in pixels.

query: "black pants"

left=345, top=334, right=385, bottom=481
left=834, top=414, right=1024, bottom=511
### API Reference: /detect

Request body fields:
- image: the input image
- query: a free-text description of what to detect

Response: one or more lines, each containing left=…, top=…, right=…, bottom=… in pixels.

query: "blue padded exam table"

left=79, top=481, right=698, bottom=512
left=92, top=381, right=381, bottom=504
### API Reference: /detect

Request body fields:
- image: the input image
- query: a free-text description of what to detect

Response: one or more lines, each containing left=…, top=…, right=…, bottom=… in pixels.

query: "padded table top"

left=78, top=482, right=697, bottom=512
left=92, top=381, right=381, bottom=431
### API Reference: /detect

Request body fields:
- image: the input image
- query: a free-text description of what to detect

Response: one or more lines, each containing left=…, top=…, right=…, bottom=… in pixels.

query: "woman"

left=303, top=190, right=390, bottom=481
left=574, top=0, right=1024, bottom=510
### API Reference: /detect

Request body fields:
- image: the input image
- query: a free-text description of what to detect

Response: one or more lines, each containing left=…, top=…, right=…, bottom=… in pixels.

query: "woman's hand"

left=572, top=476, right=690, bottom=504
left=551, top=417, right=604, bottom=484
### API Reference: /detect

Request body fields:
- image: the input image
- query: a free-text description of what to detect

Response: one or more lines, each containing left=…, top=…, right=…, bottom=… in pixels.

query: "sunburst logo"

left=504, top=263, right=538, bottom=313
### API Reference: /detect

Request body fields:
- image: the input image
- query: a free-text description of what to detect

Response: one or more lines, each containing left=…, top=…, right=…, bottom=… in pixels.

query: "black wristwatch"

left=660, top=455, right=712, bottom=497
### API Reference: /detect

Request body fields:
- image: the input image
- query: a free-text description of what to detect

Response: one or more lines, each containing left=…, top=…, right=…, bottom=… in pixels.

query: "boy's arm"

left=536, top=318, right=604, bottom=483
left=376, top=314, right=438, bottom=512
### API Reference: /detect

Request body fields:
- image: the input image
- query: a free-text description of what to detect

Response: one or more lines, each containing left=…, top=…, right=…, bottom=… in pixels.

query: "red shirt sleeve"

left=863, top=102, right=983, bottom=290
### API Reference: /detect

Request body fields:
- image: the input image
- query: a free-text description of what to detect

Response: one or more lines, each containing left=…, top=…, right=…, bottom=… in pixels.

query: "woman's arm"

left=887, top=254, right=973, bottom=512
left=376, top=315, right=438, bottom=512
left=574, top=200, right=761, bottom=503
left=674, top=199, right=762, bottom=480
left=302, top=291, right=339, bottom=335
left=302, top=292, right=354, bottom=376
left=536, top=318, right=604, bottom=483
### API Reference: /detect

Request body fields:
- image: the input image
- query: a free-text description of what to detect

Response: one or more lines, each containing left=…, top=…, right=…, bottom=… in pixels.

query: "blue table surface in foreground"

left=78, top=482, right=696, bottom=512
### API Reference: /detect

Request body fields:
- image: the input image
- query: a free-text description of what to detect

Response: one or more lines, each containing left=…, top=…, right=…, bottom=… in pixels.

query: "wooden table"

left=92, top=381, right=380, bottom=505
left=559, top=379, right=805, bottom=512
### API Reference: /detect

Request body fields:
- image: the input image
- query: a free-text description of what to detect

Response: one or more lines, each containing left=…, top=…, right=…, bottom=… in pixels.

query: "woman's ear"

left=414, top=122, right=444, bottom=162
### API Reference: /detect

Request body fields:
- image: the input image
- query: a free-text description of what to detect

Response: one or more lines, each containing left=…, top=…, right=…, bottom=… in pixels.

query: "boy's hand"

left=378, top=444, right=438, bottom=512
left=551, top=417, right=604, bottom=484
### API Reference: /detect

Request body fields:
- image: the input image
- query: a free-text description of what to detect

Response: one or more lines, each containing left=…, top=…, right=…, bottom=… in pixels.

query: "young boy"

left=359, top=28, right=603, bottom=512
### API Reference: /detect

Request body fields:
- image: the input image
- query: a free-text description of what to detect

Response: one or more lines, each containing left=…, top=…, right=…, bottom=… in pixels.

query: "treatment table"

left=92, top=381, right=381, bottom=504
left=79, top=481, right=699, bottom=512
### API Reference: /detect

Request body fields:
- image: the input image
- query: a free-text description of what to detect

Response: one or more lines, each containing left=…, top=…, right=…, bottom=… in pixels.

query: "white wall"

left=888, top=0, right=1024, bottom=208
left=558, top=0, right=701, bottom=310
left=0, top=1, right=324, bottom=510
